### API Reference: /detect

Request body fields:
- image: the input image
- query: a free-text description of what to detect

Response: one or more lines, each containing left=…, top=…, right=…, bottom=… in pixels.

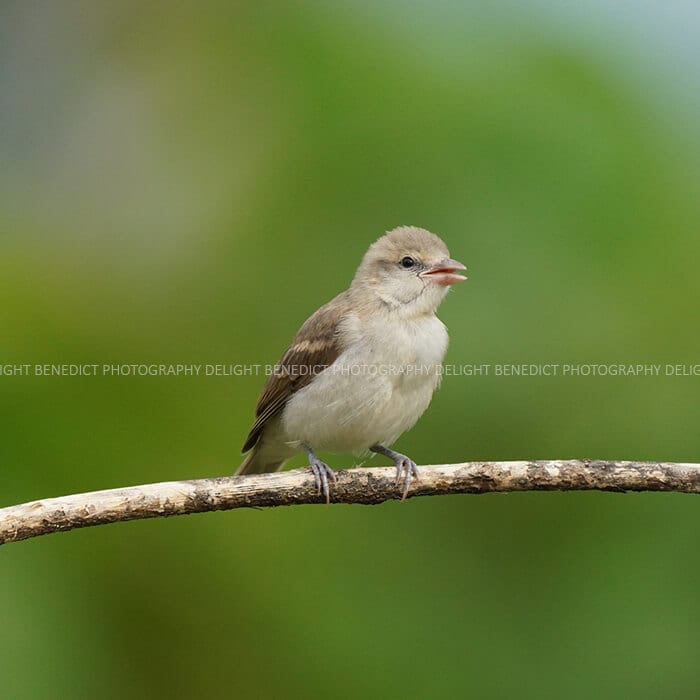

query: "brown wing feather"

left=241, top=292, right=349, bottom=453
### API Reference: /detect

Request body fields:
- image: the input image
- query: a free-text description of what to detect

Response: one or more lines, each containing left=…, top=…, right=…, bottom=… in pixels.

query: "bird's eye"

left=400, top=256, right=416, bottom=269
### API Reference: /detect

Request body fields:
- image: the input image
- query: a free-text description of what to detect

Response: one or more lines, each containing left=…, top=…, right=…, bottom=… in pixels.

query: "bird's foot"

left=393, top=453, right=419, bottom=500
left=370, top=445, right=419, bottom=500
left=304, top=446, right=336, bottom=504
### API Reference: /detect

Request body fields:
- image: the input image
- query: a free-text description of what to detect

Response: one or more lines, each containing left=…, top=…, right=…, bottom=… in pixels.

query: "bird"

left=237, top=225, right=467, bottom=501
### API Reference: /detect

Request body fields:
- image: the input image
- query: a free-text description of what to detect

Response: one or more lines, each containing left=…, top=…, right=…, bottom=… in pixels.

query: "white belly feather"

left=281, top=313, right=449, bottom=453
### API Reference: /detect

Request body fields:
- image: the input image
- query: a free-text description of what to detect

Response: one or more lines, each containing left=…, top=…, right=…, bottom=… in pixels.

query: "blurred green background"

left=2, top=1, right=700, bottom=698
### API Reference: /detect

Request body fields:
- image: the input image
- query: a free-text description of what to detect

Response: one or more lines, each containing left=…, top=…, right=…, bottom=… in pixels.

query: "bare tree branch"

left=2, top=460, right=699, bottom=545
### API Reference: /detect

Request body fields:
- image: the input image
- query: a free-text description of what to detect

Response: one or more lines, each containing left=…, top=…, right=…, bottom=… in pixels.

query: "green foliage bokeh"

left=2, top=2, right=700, bottom=698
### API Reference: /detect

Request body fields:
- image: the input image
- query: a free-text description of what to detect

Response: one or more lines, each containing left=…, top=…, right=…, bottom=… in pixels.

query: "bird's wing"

left=242, top=293, right=349, bottom=453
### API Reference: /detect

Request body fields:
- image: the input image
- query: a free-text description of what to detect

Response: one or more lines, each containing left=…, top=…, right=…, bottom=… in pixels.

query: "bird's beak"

left=419, top=258, right=467, bottom=286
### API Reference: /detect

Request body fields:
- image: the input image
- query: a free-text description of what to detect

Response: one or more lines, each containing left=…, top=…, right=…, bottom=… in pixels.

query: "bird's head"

left=351, top=226, right=467, bottom=316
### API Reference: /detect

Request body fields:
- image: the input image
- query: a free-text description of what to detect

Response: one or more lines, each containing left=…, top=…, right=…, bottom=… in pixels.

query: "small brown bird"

left=237, top=226, right=466, bottom=500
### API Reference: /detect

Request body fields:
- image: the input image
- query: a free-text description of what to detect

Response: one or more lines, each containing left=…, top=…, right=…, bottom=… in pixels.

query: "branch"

left=2, top=460, right=699, bottom=545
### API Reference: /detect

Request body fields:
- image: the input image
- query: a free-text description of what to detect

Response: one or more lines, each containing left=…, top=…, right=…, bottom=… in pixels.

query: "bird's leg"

left=370, top=444, right=419, bottom=500
left=303, top=445, right=336, bottom=504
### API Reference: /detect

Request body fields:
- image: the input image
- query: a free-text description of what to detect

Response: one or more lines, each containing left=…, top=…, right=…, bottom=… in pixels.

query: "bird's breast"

left=281, top=313, right=449, bottom=452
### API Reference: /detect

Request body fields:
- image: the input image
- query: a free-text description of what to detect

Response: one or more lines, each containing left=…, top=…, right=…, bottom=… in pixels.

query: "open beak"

left=419, top=258, right=467, bottom=286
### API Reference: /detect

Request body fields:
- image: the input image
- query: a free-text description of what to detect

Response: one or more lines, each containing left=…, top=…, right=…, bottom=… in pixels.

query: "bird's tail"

left=236, top=445, right=287, bottom=475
